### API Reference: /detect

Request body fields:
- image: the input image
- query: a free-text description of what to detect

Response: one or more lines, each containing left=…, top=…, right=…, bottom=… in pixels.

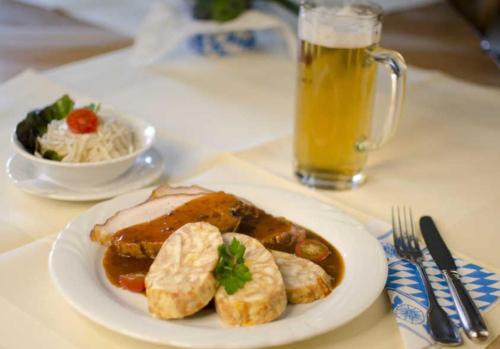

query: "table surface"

left=0, top=1, right=500, bottom=349
left=1, top=0, right=499, bottom=86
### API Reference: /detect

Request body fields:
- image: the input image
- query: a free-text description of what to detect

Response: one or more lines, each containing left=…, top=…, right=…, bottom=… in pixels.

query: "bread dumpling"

left=215, top=233, right=287, bottom=326
left=271, top=250, right=333, bottom=304
left=146, top=222, right=222, bottom=319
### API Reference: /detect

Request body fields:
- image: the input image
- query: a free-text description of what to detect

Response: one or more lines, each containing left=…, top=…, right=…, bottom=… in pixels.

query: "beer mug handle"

left=364, top=48, right=407, bottom=150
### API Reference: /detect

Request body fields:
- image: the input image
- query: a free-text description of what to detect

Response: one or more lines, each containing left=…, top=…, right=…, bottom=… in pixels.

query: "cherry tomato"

left=295, top=239, right=330, bottom=262
left=118, top=272, right=145, bottom=293
left=66, top=108, right=99, bottom=134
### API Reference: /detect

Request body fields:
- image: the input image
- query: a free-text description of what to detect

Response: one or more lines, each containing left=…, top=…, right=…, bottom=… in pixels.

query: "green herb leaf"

left=233, top=263, right=252, bottom=281
left=192, top=0, right=298, bottom=22
left=215, top=238, right=252, bottom=295
left=83, top=102, right=101, bottom=113
left=229, top=237, right=245, bottom=260
left=223, top=274, right=244, bottom=294
left=15, top=95, right=75, bottom=154
left=42, top=150, right=63, bottom=161
left=51, top=94, right=75, bottom=119
left=193, top=0, right=214, bottom=20
left=212, top=0, right=247, bottom=22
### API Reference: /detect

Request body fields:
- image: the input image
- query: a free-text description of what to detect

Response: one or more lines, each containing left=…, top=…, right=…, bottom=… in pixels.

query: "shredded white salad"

left=36, top=117, right=135, bottom=163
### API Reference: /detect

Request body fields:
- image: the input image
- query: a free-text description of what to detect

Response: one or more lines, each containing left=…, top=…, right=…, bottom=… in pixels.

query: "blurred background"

left=0, top=0, right=499, bottom=85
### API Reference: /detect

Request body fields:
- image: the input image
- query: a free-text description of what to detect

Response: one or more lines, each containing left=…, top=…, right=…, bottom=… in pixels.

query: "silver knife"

left=420, top=216, right=489, bottom=342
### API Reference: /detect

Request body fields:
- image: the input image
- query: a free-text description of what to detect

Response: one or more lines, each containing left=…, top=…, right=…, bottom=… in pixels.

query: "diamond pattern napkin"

left=367, top=221, right=500, bottom=349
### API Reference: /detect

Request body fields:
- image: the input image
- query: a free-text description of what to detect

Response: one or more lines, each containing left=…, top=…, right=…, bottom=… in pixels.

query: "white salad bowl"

left=11, top=109, right=156, bottom=188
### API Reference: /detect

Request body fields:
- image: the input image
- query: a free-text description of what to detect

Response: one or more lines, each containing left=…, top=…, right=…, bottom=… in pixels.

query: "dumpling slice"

left=215, top=233, right=287, bottom=326
left=271, top=250, right=333, bottom=304
left=146, top=222, right=222, bottom=319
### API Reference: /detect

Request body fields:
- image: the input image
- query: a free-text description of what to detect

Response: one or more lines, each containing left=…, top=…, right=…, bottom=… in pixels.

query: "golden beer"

left=294, top=40, right=377, bottom=182
left=294, top=0, right=406, bottom=189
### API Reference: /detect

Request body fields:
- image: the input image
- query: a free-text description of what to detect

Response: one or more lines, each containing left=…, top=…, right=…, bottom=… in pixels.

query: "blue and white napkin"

left=367, top=220, right=500, bottom=349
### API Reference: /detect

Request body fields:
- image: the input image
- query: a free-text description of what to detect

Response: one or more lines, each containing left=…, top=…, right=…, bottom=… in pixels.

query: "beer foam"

left=299, top=6, right=380, bottom=48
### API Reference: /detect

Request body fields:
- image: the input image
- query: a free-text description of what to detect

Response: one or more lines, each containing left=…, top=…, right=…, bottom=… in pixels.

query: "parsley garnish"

left=215, top=238, right=252, bottom=295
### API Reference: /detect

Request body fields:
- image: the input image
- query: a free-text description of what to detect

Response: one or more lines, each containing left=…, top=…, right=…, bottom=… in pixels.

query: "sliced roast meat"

left=90, top=192, right=209, bottom=246
left=92, top=187, right=308, bottom=259
left=109, top=191, right=246, bottom=258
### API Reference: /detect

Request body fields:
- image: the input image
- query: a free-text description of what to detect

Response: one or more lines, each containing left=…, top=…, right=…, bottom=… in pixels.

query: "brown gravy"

left=103, top=248, right=153, bottom=287
left=104, top=191, right=344, bottom=289
left=112, top=192, right=242, bottom=244
left=265, top=232, right=343, bottom=286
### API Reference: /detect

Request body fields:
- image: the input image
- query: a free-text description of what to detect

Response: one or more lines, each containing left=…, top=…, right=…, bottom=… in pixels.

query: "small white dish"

left=6, top=148, right=164, bottom=201
left=11, top=107, right=156, bottom=187
left=49, top=183, right=388, bottom=348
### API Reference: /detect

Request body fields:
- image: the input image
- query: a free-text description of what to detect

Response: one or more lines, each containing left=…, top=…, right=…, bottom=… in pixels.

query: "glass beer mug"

left=294, top=0, right=406, bottom=189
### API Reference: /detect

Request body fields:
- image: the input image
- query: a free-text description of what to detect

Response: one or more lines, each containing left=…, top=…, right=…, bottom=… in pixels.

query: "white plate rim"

left=49, top=183, right=388, bottom=348
left=5, top=148, right=165, bottom=201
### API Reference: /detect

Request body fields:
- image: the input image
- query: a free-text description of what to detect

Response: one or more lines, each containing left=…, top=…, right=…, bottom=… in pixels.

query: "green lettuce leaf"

left=42, top=150, right=63, bottom=161
left=15, top=95, right=75, bottom=154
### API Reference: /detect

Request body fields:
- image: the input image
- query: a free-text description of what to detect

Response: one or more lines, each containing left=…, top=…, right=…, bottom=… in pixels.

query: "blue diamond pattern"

left=190, top=31, right=256, bottom=56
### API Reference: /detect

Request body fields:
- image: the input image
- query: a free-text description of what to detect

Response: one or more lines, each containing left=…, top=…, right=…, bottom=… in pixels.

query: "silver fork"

left=392, top=206, right=462, bottom=346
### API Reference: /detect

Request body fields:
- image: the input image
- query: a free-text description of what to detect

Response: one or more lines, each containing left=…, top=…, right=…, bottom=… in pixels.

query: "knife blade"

left=420, top=216, right=457, bottom=271
left=420, top=216, right=489, bottom=342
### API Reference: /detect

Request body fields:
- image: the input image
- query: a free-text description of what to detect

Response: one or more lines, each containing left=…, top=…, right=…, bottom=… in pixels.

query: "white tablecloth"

left=0, top=45, right=499, bottom=349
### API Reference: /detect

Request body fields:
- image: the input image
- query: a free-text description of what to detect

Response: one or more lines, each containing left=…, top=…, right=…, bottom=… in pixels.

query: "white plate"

left=49, top=184, right=387, bottom=348
left=6, top=148, right=164, bottom=201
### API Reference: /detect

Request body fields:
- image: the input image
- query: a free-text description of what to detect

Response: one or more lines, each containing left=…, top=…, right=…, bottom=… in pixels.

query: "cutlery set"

left=392, top=207, right=489, bottom=345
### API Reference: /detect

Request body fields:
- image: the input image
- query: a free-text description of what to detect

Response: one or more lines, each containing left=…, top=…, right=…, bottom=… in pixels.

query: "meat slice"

left=215, top=233, right=287, bottom=326
left=234, top=206, right=307, bottom=247
left=90, top=192, right=208, bottom=246
left=91, top=186, right=309, bottom=260
left=147, top=185, right=212, bottom=201
left=110, top=191, right=245, bottom=258
left=146, top=222, right=222, bottom=319
left=261, top=223, right=306, bottom=247
left=271, top=250, right=333, bottom=304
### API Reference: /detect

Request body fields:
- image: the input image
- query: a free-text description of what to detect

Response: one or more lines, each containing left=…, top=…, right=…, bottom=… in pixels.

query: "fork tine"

left=407, top=206, right=415, bottom=251
left=392, top=207, right=397, bottom=236
left=409, top=207, right=419, bottom=250
left=404, top=206, right=409, bottom=235
left=402, top=206, right=409, bottom=249
left=391, top=207, right=399, bottom=251
left=404, top=206, right=415, bottom=252
left=392, top=207, right=404, bottom=257
left=398, top=206, right=408, bottom=252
